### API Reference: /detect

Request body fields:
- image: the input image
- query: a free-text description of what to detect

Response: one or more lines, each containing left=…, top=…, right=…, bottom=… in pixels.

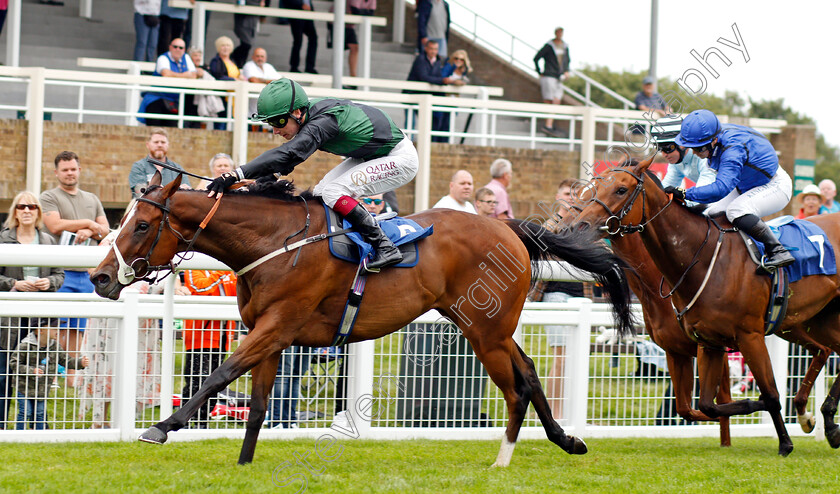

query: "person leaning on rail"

left=206, top=78, right=419, bottom=273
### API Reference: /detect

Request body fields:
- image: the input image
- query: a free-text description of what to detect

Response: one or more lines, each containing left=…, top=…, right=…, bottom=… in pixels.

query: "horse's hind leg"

left=820, top=366, right=840, bottom=448
left=511, top=342, right=587, bottom=455
left=794, top=348, right=829, bottom=433
left=238, top=353, right=281, bottom=465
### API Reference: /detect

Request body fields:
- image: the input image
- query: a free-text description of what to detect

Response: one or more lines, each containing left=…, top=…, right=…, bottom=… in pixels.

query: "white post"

left=359, top=17, right=372, bottom=91
left=347, top=340, right=375, bottom=436
left=26, top=68, right=45, bottom=196
left=813, top=360, right=827, bottom=441
left=126, top=63, right=142, bottom=127
left=159, top=275, right=176, bottom=421
left=579, top=106, right=596, bottom=180
left=79, top=0, right=92, bottom=19
left=766, top=335, right=790, bottom=423
left=478, top=87, right=489, bottom=147
left=568, top=298, right=592, bottom=434
left=332, top=0, right=346, bottom=88
left=392, top=0, right=405, bottom=44
left=6, top=0, right=20, bottom=67
left=232, top=81, right=250, bottom=166
left=193, top=3, right=207, bottom=54
left=117, top=291, right=140, bottom=440
left=413, top=94, right=432, bottom=212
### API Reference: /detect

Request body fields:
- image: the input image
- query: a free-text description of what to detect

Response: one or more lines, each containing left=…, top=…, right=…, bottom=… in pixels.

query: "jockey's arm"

left=236, top=115, right=340, bottom=180
left=684, top=148, right=746, bottom=204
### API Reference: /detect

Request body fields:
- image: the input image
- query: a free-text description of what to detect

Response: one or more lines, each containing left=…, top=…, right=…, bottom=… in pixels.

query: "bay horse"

left=569, top=156, right=840, bottom=456
left=90, top=171, right=635, bottom=466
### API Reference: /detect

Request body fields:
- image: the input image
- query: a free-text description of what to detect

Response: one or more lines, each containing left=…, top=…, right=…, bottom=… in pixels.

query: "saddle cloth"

left=740, top=215, right=837, bottom=283
left=323, top=204, right=434, bottom=268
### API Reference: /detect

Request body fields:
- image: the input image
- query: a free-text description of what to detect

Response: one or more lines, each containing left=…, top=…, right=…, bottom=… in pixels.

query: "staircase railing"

left=407, top=0, right=635, bottom=110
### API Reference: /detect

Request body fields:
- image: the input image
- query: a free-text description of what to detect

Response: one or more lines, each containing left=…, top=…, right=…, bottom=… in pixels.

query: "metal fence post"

left=5, top=0, right=20, bottom=67
left=413, top=94, right=432, bottom=212
left=193, top=3, right=207, bottom=54
left=359, top=17, right=372, bottom=92
left=766, top=335, right=790, bottom=423
left=233, top=81, right=250, bottom=166
left=347, top=340, right=375, bottom=436
left=478, top=87, right=489, bottom=147
left=579, top=106, right=596, bottom=180
left=117, top=291, right=140, bottom=441
left=126, top=63, right=141, bottom=127
left=392, top=0, right=405, bottom=44
left=568, top=298, right=592, bottom=434
left=159, top=275, right=176, bottom=421
left=26, top=68, right=45, bottom=196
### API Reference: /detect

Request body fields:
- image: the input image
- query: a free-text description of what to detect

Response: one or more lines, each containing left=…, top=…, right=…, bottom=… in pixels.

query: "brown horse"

left=569, top=157, right=840, bottom=456
left=90, top=172, right=635, bottom=466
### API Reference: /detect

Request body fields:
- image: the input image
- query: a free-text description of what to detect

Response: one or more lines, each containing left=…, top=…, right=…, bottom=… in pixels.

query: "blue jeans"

left=134, top=12, right=160, bottom=62
left=268, top=346, right=312, bottom=428
left=58, top=270, right=95, bottom=331
left=16, top=392, right=46, bottom=430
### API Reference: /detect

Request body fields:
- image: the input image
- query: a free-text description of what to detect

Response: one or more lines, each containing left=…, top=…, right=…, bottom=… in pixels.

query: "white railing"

left=0, top=245, right=833, bottom=443
left=0, top=65, right=788, bottom=210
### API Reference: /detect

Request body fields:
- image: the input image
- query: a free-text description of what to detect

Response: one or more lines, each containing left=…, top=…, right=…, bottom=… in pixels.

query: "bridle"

left=113, top=186, right=222, bottom=285
left=581, top=168, right=673, bottom=236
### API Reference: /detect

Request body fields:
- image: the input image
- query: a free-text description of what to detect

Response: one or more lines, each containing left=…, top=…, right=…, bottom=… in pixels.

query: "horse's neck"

left=639, top=200, right=713, bottom=282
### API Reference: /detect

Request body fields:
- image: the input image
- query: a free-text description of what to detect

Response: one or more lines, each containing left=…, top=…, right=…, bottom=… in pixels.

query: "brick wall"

left=0, top=120, right=580, bottom=224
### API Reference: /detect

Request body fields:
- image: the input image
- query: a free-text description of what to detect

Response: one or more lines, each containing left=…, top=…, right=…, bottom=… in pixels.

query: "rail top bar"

left=169, top=0, right=387, bottom=25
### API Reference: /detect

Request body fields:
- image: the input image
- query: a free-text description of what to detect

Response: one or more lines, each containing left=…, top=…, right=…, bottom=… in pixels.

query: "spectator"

left=432, top=170, right=476, bottom=213
left=818, top=179, right=840, bottom=214
left=473, top=187, right=497, bottom=217
left=795, top=184, right=823, bottom=219
left=40, top=151, right=110, bottom=354
left=442, top=49, right=471, bottom=84
left=531, top=178, right=583, bottom=419
left=0, top=192, right=65, bottom=429
left=232, top=0, right=263, bottom=68
left=157, top=0, right=189, bottom=57
left=209, top=35, right=247, bottom=130
left=533, top=27, right=571, bottom=137
left=129, top=128, right=191, bottom=198
left=181, top=269, right=237, bottom=427
left=10, top=318, right=89, bottom=430
left=416, top=0, right=450, bottom=59
left=133, top=0, right=161, bottom=62
left=406, top=40, right=459, bottom=143
left=138, top=38, right=200, bottom=127
left=184, top=46, right=222, bottom=129
left=483, top=158, right=514, bottom=219
left=287, top=0, right=318, bottom=74
left=635, top=76, right=670, bottom=119
left=197, top=153, right=235, bottom=190
left=242, top=47, right=280, bottom=116
left=268, top=346, right=313, bottom=428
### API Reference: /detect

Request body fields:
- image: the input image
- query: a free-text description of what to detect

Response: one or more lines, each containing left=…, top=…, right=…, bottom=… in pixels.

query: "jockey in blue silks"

left=669, top=109, right=794, bottom=272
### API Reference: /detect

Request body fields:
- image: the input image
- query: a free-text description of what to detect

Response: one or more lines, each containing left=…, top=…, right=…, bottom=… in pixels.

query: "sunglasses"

left=16, top=204, right=39, bottom=211
left=451, top=57, right=465, bottom=61
left=170, top=45, right=185, bottom=50
left=362, top=198, right=383, bottom=205
left=266, top=114, right=291, bottom=129
left=477, top=200, right=499, bottom=206
left=657, top=143, right=678, bottom=154
left=690, top=143, right=713, bottom=153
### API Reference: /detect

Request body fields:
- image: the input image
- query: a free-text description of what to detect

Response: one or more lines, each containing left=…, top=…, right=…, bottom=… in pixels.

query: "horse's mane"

left=192, top=176, right=319, bottom=203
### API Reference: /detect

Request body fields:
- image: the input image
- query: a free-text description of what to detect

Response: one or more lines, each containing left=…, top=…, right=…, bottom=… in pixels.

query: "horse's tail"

left=505, top=219, right=636, bottom=337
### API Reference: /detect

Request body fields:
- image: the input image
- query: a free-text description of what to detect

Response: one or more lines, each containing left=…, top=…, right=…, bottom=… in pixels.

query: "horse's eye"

left=617, top=186, right=629, bottom=195
left=136, top=222, right=149, bottom=233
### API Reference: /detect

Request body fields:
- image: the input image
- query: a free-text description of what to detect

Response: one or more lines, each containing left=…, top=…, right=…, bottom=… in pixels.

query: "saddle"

left=322, top=204, right=433, bottom=268
left=738, top=215, right=837, bottom=335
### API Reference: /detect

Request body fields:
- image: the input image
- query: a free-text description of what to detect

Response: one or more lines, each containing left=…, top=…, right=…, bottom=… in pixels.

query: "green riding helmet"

left=251, top=78, right=310, bottom=122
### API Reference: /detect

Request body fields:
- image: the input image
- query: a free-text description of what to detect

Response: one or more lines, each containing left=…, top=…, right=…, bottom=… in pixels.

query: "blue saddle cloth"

left=756, top=216, right=837, bottom=283
left=323, top=204, right=434, bottom=268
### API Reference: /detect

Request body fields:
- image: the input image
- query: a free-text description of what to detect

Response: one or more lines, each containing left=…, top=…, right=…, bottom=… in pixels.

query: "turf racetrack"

left=4, top=437, right=838, bottom=492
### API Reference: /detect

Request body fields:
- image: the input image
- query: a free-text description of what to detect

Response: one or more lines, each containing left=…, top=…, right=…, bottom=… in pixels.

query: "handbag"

left=143, top=15, right=160, bottom=28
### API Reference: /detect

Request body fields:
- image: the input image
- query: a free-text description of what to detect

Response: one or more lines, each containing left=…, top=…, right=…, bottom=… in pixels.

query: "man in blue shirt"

left=818, top=179, right=840, bottom=214
left=670, top=109, right=794, bottom=272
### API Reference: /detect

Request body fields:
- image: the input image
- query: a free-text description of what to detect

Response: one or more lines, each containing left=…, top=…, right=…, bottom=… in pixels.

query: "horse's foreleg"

left=715, top=355, right=732, bottom=447
left=238, top=353, right=281, bottom=465
left=820, top=366, right=840, bottom=448
left=696, top=347, right=764, bottom=417
left=794, top=349, right=829, bottom=433
left=667, top=353, right=713, bottom=422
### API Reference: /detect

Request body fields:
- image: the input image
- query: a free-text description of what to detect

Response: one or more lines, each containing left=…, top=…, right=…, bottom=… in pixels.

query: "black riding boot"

left=343, top=204, right=403, bottom=272
left=733, top=214, right=794, bottom=272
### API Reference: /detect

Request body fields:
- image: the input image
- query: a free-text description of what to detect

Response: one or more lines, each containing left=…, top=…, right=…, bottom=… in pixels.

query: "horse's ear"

left=634, top=155, right=655, bottom=174
left=160, top=173, right=183, bottom=199
left=150, top=170, right=163, bottom=186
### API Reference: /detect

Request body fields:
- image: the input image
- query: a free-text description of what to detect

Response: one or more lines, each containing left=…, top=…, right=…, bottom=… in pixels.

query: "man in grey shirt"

left=417, top=0, right=450, bottom=58
left=129, top=128, right=191, bottom=198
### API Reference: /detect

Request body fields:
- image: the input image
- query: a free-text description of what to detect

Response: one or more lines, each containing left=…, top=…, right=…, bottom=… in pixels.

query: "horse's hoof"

left=798, top=412, right=816, bottom=434
left=826, top=426, right=840, bottom=449
left=778, top=442, right=794, bottom=457
left=569, top=436, right=588, bottom=455
left=138, top=426, right=168, bottom=445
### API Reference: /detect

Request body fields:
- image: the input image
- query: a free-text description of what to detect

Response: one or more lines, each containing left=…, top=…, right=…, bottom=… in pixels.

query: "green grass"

left=1, top=437, right=838, bottom=493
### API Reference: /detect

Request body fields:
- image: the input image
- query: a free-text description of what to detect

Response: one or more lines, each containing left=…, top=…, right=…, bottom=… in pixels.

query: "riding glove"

left=664, top=186, right=686, bottom=201
left=207, top=172, right=238, bottom=195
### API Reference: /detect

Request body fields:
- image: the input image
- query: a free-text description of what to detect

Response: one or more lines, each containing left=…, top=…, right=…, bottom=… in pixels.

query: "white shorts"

left=540, top=76, right=565, bottom=102
left=313, top=137, right=419, bottom=208
left=542, top=291, right=575, bottom=347
left=705, top=167, right=792, bottom=221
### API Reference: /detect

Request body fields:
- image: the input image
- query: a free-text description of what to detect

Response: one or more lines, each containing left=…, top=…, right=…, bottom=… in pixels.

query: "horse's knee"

left=821, top=398, right=838, bottom=418
left=760, top=393, right=782, bottom=414
left=698, top=400, right=719, bottom=419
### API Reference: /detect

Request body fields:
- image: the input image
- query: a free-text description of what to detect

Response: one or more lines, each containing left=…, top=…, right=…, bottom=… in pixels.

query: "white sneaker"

left=331, top=411, right=350, bottom=429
